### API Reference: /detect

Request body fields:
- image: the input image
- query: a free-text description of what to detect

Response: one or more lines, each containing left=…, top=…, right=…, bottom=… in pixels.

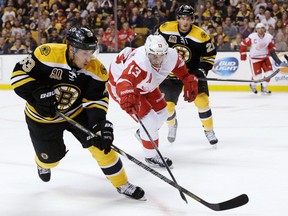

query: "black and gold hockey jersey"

left=11, top=43, right=109, bottom=125
left=156, top=21, right=216, bottom=77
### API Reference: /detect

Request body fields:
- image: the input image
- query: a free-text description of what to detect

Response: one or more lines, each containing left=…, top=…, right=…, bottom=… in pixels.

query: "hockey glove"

left=240, top=53, right=247, bottom=61
left=117, top=82, right=139, bottom=114
left=32, top=86, right=57, bottom=117
left=89, top=120, right=114, bottom=154
left=183, top=74, right=198, bottom=102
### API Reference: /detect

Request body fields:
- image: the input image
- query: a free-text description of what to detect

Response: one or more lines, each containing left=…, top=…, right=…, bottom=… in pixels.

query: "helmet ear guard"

left=67, top=27, right=98, bottom=51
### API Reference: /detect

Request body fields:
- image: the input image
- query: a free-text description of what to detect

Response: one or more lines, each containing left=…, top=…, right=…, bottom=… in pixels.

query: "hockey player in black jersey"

left=155, top=4, right=218, bottom=145
left=10, top=27, right=145, bottom=201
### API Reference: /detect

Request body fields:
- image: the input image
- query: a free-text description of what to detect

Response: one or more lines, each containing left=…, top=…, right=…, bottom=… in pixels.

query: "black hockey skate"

left=37, top=165, right=51, bottom=182
left=117, top=182, right=146, bottom=201
left=145, top=155, right=173, bottom=168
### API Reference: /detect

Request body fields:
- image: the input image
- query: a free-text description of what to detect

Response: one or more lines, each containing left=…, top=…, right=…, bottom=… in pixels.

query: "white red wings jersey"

left=240, top=32, right=276, bottom=60
left=109, top=46, right=189, bottom=95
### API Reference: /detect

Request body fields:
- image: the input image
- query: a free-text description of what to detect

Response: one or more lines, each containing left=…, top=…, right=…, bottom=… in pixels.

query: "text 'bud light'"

left=211, top=57, right=239, bottom=77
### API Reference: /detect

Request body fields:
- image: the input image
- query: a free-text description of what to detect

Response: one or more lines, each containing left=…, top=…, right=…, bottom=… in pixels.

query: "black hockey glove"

left=89, top=120, right=114, bottom=154
left=32, top=86, right=57, bottom=118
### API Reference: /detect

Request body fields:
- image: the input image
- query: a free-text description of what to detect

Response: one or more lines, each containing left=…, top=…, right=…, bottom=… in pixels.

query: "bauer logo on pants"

left=211, top=57, right=239, bottom=77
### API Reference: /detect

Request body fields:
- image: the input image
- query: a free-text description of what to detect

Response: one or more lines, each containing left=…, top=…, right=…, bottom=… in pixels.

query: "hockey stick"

left=199, top=69, right=280, bottom=83
left=56, top=110, right=249, bottom=211
left=133, top=111, right=188, bottom=204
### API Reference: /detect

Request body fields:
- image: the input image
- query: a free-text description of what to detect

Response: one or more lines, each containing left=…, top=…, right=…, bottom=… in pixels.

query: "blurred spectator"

left=96, top=35, right=107, bottom=53
left=118, top=21, right=135, bottom=49
left=255, top=6, right=266, bottom=21
left=29, top=10, right=39, bottom=31
left=275, top=19, right=284, bottom=33
left=236, top=3, right=250, bottom=25
left=0, top=36, right=10, bottom=54
left=40, top=10, right=51, bottom=29
left=9, top=38, right=26, bottom=54
left=100, top=0, right=113, bottom=16
left=48, top=28, right=62, bottom=43
left=213, top=25, right=230, bottom=43
left=215, top=0, right=227, bottom=17
left=165, top=0, right=178, bottom=21
left=282, top=12, right=288, bottom=27
left=39, top=35, right=47, bottom=45
left=54, top=9, right=67, bottom=30
left=223, top=16, right=238, bottom=40
left=238, top=17, right=251, bottom=38
left=24, top=37, right=36, bottom=53
left=261, top=10, right=276, bottom=30
left=11, top=19, right=26, bottom=37
left=253, top=0, right=267, bottom=16
left=65, top=1, right=79, bottom=15
left=268, top=24, right=276, bottom=37
left=248, top=12, right=256, bottom=32
left=143, top=8, right=158, bottom=34
left=2, top=3, right=16, bottom=23
left=152, top=0, right=166, bottom=24
left=15, top=0, right=29, bottom=21
left=215, top=35, right=231, bottom=51
left=230, top=33, right=243, bottom=51
left=87, top=8, right=99, bottom=29
left=275, top=31, right=287, bottom=51
left=28, top=0, right=39, bottom=17
left=223, top=5, right=237, bottom=24
left=272, top=4, right=282, bottom=20
left=129, top=7, right=143, bottom=28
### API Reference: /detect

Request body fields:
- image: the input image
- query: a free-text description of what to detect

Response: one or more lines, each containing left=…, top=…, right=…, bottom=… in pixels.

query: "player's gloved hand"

left=89, top=120, right=114, bottom=154
left=32, top=86, right=57, bottom=117
left=182, top=74, right=198, bottom=102
left=116, top=82, right=139, bottom=114
left=240, top=53, right=247, bottom=61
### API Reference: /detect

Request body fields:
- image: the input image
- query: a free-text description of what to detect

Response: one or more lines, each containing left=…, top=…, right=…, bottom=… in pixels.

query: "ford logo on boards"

left=211, top=57, right=239, bottom=77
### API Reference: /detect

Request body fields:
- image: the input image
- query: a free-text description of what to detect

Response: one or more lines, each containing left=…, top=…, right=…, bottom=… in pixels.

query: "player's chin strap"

left=56, top=110, right=249, bottom=211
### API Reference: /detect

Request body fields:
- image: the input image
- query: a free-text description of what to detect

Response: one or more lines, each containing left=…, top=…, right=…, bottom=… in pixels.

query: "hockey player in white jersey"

left=108, top=35, right=198, bottom=168
left=240, top=22, right=276, bottom=94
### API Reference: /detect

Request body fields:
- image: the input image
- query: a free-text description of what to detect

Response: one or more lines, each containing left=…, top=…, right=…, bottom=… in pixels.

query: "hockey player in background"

left=155, top=4, right=218, bottom=145
left=240, top=22, right=276, bottom=94
left=10, top=27, right=145, bottom=201
left=108, top=34, right=198, bottom=168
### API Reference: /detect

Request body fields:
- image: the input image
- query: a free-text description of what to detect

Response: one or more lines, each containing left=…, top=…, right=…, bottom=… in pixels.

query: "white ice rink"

left=1, top=90, right=288, bottom=216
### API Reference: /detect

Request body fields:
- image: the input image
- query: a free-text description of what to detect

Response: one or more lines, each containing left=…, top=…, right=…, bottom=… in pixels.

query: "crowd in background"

left=0, top=0, right=287, bottom=54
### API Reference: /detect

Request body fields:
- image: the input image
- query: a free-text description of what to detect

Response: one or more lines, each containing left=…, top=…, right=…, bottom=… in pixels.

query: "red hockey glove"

left=240, top=53, right=247, bottom=61
left=116, top=82, right=139, bottom=114
left=182, top=74, right=198, bottom=102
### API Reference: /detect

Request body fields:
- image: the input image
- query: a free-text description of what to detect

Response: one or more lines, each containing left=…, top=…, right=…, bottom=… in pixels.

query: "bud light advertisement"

left=211, top=57, right=239, bottom=77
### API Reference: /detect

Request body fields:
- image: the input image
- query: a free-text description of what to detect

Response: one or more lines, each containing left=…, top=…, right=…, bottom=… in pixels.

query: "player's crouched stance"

left=108, top=35, right=198, bottom=168
left=10, top=27, right=145, bottom=201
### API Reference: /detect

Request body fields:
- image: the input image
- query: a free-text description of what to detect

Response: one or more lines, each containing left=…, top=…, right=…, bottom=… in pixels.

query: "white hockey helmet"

left=145, top=35, right=169, bottom=56
left=255, top=23, right=265, bottom=30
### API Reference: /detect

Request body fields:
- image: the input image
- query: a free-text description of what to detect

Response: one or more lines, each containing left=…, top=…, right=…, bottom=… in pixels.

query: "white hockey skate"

left=204, top=130, right=218, bottom=145
left=260, top=83, right=271, bottom=94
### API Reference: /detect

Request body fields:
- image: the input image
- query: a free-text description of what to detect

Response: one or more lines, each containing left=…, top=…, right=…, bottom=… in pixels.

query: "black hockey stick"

left=199, top=69, right=279, bottom=83
left=56, top=110, right=249, bottom=211
left=133, top=111, right=188, bottom=204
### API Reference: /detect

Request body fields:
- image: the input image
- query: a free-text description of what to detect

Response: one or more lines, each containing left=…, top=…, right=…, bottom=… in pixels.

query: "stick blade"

left=213, top=194, right=249, bottom=211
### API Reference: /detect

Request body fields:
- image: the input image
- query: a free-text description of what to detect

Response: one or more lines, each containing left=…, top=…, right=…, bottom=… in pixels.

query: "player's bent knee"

left=194, top=93, right=210, bottom=109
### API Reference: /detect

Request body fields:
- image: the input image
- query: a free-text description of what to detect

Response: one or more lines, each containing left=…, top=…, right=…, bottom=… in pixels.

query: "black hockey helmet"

left=176, top=4, right=195, bottom=20
left=66, top=27, right=98, bottom=50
